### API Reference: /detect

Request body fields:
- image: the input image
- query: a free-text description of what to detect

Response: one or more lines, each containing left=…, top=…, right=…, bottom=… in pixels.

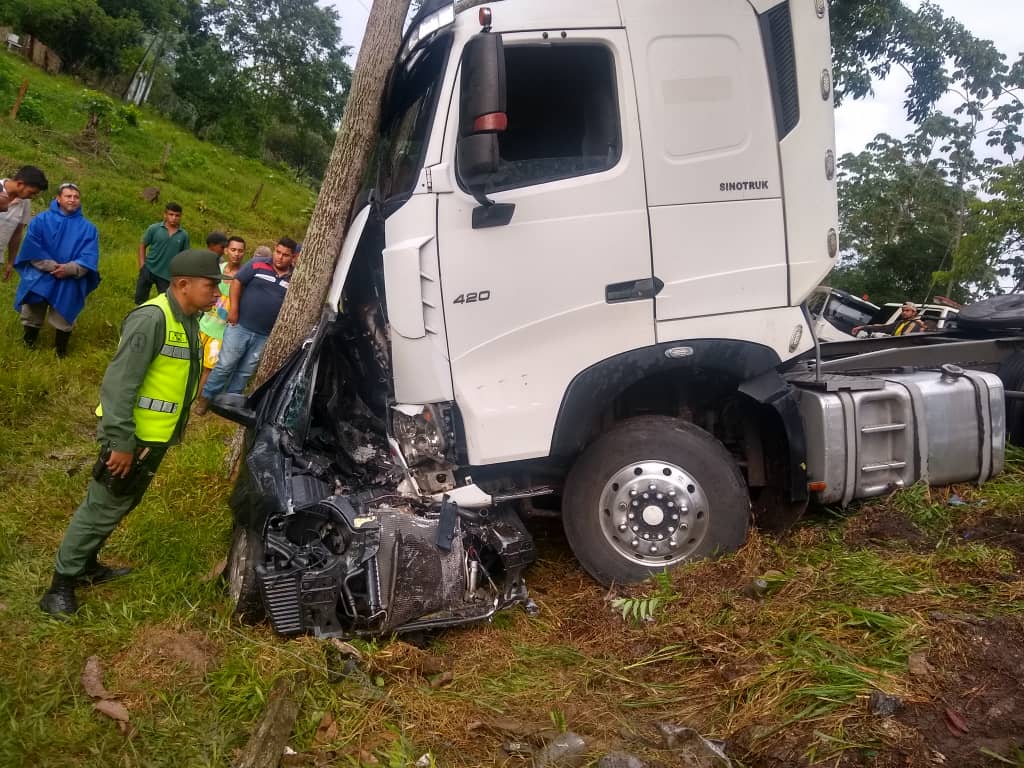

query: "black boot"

left=22, top=325, right=39, bottom=348
left=79, top=559, right=133, bottom=586
left=55, top=329, right=71, bottom=358
left=39, top=573, right=79, bottom=619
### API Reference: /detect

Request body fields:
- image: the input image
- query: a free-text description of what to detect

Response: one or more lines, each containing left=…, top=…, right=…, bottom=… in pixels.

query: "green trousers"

left=54, top=446, right=167, bottom=577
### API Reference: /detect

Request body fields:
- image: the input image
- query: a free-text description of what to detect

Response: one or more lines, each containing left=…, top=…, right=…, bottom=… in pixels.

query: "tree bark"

left=251, top=0, right=411, bottom=389
left=233, top=673, right=305, bottom=768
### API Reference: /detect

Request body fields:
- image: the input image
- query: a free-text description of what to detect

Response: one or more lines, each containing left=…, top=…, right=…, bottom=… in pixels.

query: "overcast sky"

left=325, top=0, right=1024, bottom=157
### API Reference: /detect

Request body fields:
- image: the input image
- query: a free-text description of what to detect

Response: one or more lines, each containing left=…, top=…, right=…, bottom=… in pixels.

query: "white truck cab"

left=333, top=0, right=838, bottom=467
left=806, top=286, right=879, bottom=342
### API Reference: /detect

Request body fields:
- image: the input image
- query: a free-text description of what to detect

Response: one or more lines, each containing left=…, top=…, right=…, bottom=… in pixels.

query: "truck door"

left=435, top=31, right=655, bottom=465
left=620, top=0, right=788, bottom=323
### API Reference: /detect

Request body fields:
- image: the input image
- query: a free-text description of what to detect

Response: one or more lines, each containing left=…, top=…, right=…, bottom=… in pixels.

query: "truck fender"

left=549, top=339, right=783, bottom=457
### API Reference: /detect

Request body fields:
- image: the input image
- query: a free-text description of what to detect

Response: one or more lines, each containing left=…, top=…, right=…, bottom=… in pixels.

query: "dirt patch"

left=958, top=515, right=1024, bottom=566
left=113, top=625, right=219, bottom=694
left=842, top=505, right=933, bottom=552
left=889, top=615, right=1024, bottom=766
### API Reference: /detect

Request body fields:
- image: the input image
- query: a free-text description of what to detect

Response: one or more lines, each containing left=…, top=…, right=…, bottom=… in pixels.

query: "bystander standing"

left=13, top=182, right=100, bottom=357
left=136, top=203, right=189, bottom=304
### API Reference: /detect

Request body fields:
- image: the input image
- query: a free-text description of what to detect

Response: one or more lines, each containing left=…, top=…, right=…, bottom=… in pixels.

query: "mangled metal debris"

left=220, top=314, right=537, bottom=640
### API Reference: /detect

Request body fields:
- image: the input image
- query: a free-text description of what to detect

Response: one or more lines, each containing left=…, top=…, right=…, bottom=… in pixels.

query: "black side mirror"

left=457, top=32, right=507, bottom=193
left=209, top=393, right=256, bottom=428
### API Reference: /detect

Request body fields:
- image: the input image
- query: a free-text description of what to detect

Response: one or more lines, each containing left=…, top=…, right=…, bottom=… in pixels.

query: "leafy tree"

left=828, top=2, right=1024, bottom=301
left=97, top=0, right=184, bottom=32
left=217, top=0, right=351, bottom=133
left=170, top=36, right=262, bottom=149
left=831, top=132, right=985, bottom=305
left=829, top=0, right=1006, bottom=122
left=167, top=0, right=352, bottom=178
left=2, top=0, right=143, bottom=75
left=956, top=161, right=1024, bottom=292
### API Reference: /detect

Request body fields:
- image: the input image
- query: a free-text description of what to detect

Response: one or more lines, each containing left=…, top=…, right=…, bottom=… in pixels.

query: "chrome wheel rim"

left=598, top=460, right=710, bottom=567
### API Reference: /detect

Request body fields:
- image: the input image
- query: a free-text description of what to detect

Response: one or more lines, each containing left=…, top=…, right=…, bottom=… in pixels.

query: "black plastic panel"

left=760, top=2, right=800, bottom=139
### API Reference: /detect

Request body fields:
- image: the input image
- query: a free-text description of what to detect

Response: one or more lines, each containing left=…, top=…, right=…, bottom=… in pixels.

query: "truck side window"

left=480, top=44, right=620, bottom=193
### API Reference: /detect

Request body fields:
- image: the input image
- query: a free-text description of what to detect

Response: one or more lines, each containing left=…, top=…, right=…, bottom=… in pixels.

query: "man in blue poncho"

left=14, top=182, right=100, bottom=357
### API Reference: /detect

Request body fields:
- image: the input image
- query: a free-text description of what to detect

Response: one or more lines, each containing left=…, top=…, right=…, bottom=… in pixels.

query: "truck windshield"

left=377, top=33, right=452, bottom=201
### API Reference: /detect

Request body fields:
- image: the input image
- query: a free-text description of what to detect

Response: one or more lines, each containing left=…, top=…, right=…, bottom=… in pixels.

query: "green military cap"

left=170, top=248, right=227, bottom=280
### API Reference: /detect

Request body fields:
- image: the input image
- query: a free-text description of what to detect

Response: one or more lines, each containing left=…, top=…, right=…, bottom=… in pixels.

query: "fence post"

left=9, top=79, right=28, bottom=120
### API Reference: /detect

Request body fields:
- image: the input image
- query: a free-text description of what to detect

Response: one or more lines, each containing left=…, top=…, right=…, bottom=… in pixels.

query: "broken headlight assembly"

left=391, top=403, right=452, bottom=466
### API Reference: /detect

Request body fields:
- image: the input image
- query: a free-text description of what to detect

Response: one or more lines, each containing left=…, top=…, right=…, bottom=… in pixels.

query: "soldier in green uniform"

left=40, top=249, right=223, bottom=618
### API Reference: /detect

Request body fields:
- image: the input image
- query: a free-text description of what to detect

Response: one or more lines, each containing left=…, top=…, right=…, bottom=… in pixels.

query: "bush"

left=80, top=88, right=137, bottom=134
left=15, top=92, right=46, bottom=125
left=118, top=103, right=140, bottom=128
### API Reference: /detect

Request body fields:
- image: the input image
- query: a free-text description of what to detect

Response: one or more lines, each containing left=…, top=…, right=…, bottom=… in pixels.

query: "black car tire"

left=226, top=523, right=265, bottom=623
left=562, top=416, right=750, bottom=586
left=999, top=351, right=1024, bottom=447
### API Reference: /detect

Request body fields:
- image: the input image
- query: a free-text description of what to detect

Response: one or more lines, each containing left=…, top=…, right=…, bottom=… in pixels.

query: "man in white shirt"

left=0, top=166, right=49, bottom=281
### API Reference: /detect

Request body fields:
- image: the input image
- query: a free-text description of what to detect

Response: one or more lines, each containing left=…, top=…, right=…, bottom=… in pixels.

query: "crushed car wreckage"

left=213, top=253, right=537, bottom=639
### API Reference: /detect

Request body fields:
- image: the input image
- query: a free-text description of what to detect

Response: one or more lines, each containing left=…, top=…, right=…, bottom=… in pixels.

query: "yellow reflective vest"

left=96, top=293, right=195, bottom=444
left=894, top=317, right=925, bottom=336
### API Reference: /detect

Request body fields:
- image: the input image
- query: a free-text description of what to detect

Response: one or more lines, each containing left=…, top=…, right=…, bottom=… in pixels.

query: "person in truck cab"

left=852, top=302, right=927, bottom=337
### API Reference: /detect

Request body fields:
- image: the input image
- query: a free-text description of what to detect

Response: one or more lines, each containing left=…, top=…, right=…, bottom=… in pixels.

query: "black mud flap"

left=738, top=369, right=809, bottom=533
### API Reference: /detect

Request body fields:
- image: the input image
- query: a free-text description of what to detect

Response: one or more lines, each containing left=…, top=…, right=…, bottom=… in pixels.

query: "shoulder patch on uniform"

left=129, top=332, right=148, bottom=352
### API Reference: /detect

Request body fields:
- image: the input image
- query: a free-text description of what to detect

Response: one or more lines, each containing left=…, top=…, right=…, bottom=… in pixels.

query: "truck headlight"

left=391, top=404, right=448, bottom=466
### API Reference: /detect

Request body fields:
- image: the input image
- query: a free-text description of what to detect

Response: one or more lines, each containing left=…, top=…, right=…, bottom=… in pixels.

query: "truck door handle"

left=605, top=277, right=664, bottom=304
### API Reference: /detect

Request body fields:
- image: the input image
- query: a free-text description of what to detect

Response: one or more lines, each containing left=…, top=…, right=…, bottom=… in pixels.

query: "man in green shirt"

left=135, top=202, right=189, bottom=305
left=40, top=249, right=223, bottom=619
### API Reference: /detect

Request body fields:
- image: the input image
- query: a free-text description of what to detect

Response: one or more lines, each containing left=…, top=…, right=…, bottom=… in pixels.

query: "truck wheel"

left=226, top=524, right=265, bottom=623
left=998, top=351, right=1024, bottom=446
left=563, top=416, right=750, bottom=586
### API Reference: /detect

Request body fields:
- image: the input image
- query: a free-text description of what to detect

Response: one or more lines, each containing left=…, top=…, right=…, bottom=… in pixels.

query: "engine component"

left=256, top=493, right=536, bottom=638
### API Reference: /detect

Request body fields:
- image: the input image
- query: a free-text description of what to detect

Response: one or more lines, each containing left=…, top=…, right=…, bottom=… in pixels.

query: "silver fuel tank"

left=794, top=367, right=1005, bottom=506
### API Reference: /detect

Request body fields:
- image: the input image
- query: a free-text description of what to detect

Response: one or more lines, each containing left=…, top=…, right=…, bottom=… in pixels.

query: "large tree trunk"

left=251, top=0, right=411, bottom=388
left=224, top=0, right=410, bottom=471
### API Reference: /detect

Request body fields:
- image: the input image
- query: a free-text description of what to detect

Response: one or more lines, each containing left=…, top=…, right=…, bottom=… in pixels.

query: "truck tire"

left=563, top=416, right=750, bottom=586
left=225, top=524, right=265, bottom=623
left=998, top=351, right=1024, bottom=447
